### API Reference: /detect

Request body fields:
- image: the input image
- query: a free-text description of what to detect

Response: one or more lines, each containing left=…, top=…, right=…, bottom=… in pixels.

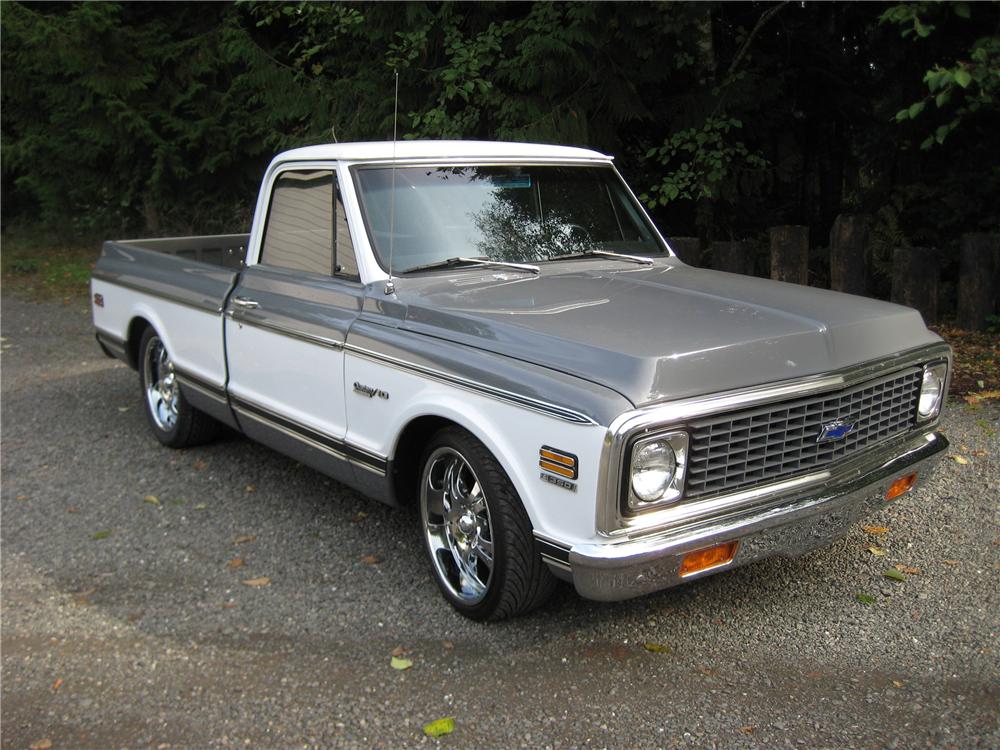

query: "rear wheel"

left=419, top=427, right=557, bottom=620
left=138, top=327, right=219, bottom=448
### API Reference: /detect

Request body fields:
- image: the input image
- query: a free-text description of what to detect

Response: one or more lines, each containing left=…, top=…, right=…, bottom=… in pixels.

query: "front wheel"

left=138, top=327, right=219, bottom=448
left=419, top=427, right=557, bottom=620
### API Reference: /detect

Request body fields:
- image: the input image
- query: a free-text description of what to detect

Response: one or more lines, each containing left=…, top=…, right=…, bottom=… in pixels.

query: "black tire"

left=137, top=327, right=220, bottom=448
left=418, top=426, right=557, bottom=621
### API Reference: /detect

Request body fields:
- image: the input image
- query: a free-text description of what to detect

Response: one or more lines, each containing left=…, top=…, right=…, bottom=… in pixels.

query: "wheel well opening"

left=391, top=416, right=454, bottom=506
left=125, top=317, right=152, bottom=370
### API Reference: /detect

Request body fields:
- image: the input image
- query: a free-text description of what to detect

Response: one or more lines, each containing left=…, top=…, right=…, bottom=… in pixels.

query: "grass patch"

left=2, top=227, right=100, bottom=300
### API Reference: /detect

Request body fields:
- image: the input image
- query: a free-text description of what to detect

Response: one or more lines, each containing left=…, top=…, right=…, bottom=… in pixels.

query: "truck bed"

left=94, top=234, right=249, bottom=320
left=108, top=233, right=249, bottom=269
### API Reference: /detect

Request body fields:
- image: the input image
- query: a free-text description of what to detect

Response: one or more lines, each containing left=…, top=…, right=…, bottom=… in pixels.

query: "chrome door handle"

left=231, top=296, right=260, bottom=309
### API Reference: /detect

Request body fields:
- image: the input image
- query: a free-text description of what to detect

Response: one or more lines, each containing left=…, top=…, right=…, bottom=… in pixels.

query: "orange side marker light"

left=679, top=541, right=738, bottom=577
left=885, top=473, right=917, bottom=501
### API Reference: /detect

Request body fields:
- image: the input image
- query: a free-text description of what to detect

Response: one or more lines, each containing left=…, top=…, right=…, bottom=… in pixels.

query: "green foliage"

left=882, top=2, right=1000, bottom=150
left=1, top=0, right=997, bottom=266
left=1, top=2, right=270, bottom=233
left=879, top=2, right=939, bottom=38
left=642, top=116, right=768, bottom=207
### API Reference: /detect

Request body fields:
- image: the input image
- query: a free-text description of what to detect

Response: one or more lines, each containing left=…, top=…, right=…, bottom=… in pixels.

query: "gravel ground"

left=2, top=292, right=998, bottom=750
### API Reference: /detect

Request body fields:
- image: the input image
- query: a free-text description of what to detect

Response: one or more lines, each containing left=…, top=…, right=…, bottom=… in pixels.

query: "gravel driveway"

left=2, top=292, right=998, bottom=749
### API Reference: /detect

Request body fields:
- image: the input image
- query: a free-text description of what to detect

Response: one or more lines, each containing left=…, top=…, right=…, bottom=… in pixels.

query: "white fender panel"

left=345, top=353, right=607, bottom=545
left=91, top=279, right=226, bottom=386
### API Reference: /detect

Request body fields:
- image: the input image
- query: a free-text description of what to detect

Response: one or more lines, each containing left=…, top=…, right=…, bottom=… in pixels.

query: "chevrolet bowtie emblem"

left=817, top=418, right=857, bottom=443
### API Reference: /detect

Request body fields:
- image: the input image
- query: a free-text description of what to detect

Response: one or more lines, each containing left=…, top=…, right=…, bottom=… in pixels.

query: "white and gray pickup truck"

left=91, top=141, right=951, bottom=620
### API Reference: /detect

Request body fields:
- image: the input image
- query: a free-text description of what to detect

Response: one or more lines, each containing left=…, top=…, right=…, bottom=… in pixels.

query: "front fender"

left=344, top=352, right=611, bottom=546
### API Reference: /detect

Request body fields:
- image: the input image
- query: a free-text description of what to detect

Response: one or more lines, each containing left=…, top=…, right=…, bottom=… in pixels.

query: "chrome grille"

left=685, top=367, right=923, bottom=499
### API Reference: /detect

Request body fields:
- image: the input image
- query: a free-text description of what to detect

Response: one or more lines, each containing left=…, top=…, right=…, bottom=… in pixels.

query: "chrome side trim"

left=230, top=395, right=387, bottom=475
left=226, top=311, right=344, bottom=350
left=174, top=369, right=228, bottom=404
left=534, top=535, right=572, bottom=566
left=344, top=343, right=598, bottom=426
left=597, top=342, right=952, bottom=536
left=92, top=270, right=222, bottom=314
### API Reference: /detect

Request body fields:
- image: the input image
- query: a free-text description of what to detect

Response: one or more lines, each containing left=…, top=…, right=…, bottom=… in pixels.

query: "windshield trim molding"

left=344, top=156, right=614, bottom=168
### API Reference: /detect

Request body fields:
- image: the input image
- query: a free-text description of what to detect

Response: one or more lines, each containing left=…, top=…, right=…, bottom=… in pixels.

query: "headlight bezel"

left=624, top=430, right=689, bottom=513
left=916, top=361, right=948, bottom=421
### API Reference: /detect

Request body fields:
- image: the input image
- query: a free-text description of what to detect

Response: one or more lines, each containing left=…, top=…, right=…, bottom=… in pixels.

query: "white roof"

left=275, top=140, right=613, bottom=164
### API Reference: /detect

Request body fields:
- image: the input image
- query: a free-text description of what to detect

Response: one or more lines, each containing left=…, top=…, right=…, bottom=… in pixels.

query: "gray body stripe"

left=230, top=395, right=387, bottom=474
left=95, top=330, right=128, bottom=359
left=226, top=311, right=344, bottom=350
left=96, top=330, right=127, bottom=348
left=99, top=268, right=601, bottom=427
left=343, top=343, right=598, bottom=426
left=174, top=370, right=228, bottom=403
left=93, top=271, right=222, bottom=314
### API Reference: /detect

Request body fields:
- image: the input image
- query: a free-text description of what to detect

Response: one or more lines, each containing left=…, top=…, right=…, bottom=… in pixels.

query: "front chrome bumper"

left=569, top=430, right=948, bottom=602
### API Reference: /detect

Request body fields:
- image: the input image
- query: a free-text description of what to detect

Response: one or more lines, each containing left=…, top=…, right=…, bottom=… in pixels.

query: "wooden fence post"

left=713, top=240, right=753, bottom=275
left=829, top=213, right=870, bottom=296
left=667, top=236, right=702, bottom=265
left=770, top=226, right=809, bottom=285
left=957, top=233, right=1000, bottom=331
left=891, top=246, right=938, bottom=324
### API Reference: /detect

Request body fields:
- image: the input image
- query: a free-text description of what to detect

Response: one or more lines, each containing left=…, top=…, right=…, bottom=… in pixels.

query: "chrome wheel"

left=420, top=447, right=495, bottom=605
left=143, top=335, right=178, bottom=432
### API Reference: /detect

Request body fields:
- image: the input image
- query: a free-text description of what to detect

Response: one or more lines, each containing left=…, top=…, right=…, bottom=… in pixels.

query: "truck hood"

left=387, top=260, right=940, bottom=406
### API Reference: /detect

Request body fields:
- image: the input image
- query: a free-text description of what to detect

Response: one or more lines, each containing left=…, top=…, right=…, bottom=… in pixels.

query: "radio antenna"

left=384, top=69, right=400, bottom=295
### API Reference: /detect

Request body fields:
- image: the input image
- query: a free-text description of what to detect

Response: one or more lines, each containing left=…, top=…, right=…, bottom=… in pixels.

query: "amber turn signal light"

left=679, top=541, right=738, bottom=577
left=885, top=473, right=917, bottom=501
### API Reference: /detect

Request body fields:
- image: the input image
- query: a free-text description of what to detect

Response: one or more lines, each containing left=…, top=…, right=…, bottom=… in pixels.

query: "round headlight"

left=918, top=364, right=946, bottom=418
left=630, top=439, right=677, bottom=503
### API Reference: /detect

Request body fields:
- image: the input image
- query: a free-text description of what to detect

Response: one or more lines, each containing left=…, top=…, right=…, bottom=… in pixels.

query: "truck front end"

left=570, top=344, right=950, bottom=600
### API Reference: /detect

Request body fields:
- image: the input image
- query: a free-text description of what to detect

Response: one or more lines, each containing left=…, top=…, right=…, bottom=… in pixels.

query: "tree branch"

left=726, top=2, right=789, bottom=79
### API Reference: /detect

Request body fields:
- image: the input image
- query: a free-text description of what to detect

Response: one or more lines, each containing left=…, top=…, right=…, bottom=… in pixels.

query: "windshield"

left=353, top=164, right=668, bottom=273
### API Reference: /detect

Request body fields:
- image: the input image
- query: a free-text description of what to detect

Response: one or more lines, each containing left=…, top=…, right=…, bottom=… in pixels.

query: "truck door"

left=225, top=167, right=364, bottom=479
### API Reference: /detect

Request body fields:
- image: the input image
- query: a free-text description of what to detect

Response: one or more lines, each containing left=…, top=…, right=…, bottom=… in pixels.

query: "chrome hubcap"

left=143, top=336, right=179, bottom=431
left=420, top=447, right=495, bottom=604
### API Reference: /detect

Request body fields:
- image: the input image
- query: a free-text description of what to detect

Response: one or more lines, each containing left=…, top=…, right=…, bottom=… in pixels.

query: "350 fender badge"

left=353, top=382, right=389, bottom=400
left=540, top=472, right=577, bottom=492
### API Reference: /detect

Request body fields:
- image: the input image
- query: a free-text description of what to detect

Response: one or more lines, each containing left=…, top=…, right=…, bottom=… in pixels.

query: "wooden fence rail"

left=957, top=233, right=1000, bottom=331
left=891, top=246, right=939, bottom=325
left=769, top=225, right=809, bottom=285
left=829, top=214, right=870, bottom=296
left=667, top=221, right=998, bottom=331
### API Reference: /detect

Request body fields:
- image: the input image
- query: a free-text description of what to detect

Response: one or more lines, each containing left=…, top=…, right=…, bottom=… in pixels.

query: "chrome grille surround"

left=684, top=367, right=923, bottom=500
left=597, top=343, right=952, bottom=537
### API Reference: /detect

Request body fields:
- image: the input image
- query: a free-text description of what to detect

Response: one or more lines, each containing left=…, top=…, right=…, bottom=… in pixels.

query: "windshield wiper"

left=547, top=249, right=654, bottom=266
left=403, top=257, right=540, bottom=274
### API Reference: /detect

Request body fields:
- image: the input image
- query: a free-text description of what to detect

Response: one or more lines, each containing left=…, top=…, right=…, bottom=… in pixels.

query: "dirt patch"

left=931, top=325, right=1000, bottom=396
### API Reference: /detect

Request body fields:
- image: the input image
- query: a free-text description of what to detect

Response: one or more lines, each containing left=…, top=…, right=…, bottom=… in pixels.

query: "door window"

left=260, top=169, right=360, bottom=280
